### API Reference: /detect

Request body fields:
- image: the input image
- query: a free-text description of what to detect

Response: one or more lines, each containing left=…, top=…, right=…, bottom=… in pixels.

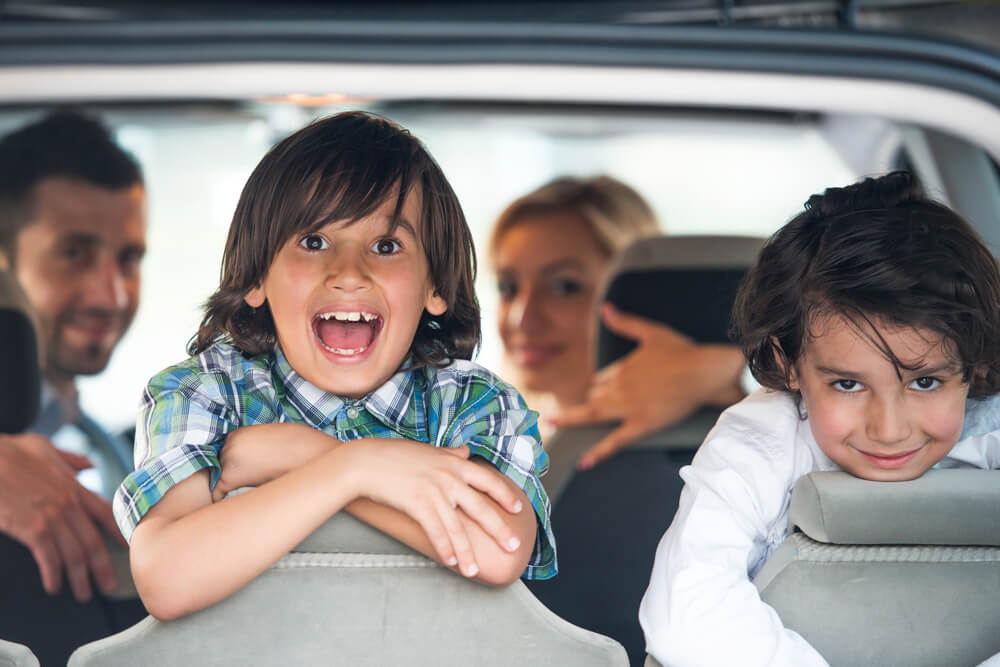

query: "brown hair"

left=192, top=111, right=480, bottom=366
left=732, top=171, right=1000, bottom=400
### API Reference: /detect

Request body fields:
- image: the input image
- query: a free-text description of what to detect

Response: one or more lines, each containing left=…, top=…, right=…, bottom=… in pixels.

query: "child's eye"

left=372, top=238, right=402, bottom=255
left=833, top=379, right=863, bottom=393
left=910, top=377, right=941, bottom=391
left=299, top=234, right=328, bottom=251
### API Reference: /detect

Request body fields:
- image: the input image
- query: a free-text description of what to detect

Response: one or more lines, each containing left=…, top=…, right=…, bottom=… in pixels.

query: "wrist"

left=701, top=346, right=748, bottom=406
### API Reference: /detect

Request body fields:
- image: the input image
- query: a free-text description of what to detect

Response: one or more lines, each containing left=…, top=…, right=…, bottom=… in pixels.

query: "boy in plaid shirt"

left=114, top=112, right=556, bottom=620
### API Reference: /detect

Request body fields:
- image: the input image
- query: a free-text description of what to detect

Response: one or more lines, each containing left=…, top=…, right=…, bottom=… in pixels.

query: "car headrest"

left=0, top=269, right=41, bottom=433
left=788, top=469, right=1000, bottom=546
left=596, top=235, right=764, bottom=369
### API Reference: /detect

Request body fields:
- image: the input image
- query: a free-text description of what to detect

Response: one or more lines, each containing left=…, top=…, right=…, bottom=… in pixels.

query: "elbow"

left=472, top=532, right=534, bottom=586
left=130, top=539, right=196, bottom=622
left=474, top=553, right=527, bottom=587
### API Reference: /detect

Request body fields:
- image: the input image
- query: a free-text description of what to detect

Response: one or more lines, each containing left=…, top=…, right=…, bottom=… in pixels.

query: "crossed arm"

left=129, top=425, right=537, bottom=621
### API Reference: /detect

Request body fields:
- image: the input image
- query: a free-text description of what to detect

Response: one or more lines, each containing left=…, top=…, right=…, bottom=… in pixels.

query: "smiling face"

left=244, top=190, right=446, bottom=398
left=493, top=212, right=610, bottom=406
left=790, top=313, right=969, bottom=481
left=13, top=177, right=147, bottom=390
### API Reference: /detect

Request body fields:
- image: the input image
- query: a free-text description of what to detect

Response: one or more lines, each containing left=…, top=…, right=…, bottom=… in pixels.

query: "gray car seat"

left=70, top=509, right=627, bottom=666
left=527, top=234, right=763, bottom=666
left=0, top=640, right=39, bottom=667
left=752, top=469, right=1000, bottom=667
left=0, top=269, right=40, bottom=434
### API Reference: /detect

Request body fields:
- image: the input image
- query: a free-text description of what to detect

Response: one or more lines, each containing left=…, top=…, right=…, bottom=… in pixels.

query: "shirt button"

left=346, top=407, right=360, bottom=419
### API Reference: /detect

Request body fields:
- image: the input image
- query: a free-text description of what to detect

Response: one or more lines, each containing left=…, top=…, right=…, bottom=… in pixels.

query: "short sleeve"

left=112, top=365, right=239, bottom=542
left=444, top=380, right=557, bottom=580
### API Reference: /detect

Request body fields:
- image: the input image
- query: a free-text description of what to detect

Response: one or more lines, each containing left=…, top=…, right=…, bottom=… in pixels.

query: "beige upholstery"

left=753, top=470, right=1000, bottom=667
left=70, top=511, right=628, bottom=666
left=0, top=640, right=39, bottom=667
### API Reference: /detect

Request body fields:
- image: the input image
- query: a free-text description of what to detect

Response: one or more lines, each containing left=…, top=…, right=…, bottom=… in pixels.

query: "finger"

left=48, top=514, right=93, bottom=603
left=24, top=535, right=64, bottom=596
left=64, top=502, right=117, bottom=596
left=600, top=302, right=662, bottom=344
left=433, top=490, right=478, bottom=578
left=55, top=450, right=95, bottom=472
left=452, top=484, right=520, bottom=553
left=459, top=463, right=523, bottom=515
left=412, top=501, right=458, bottom=569
left=576, top=423, right=647, bottom=470
left=441, top=445, right=470, bottom=459
left=549, top=400, right=615, bottom=428
left=80, top=488, right=127, bottom=547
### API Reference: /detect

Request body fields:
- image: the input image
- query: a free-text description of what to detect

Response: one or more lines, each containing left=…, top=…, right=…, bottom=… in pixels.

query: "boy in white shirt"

left=639, top=171, right=1000, bottom=666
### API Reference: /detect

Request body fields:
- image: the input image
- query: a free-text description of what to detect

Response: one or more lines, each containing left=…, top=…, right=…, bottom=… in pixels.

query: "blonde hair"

left=489, top=175, right=661, bottom=259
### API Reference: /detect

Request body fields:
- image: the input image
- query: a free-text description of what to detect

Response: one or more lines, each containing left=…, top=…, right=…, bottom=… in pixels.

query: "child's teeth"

left=322, top=311, right=377, bottom=322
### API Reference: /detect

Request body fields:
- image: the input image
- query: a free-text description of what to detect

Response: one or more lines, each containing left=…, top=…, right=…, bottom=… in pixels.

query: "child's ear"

left=771, top=336, right=800, bottom=390
left=425, top=289, right=447, bottom=317
left=244, top=285, right=266, bottom=309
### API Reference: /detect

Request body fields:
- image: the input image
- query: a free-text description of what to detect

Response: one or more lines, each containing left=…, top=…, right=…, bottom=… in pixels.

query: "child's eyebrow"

left=902, top=362, right=963, bottom=377
left=388, top=217, right=418, bottom=239
left=816, top=362, right=962, bottom=378
left=815, top=365, right=861, bottom=378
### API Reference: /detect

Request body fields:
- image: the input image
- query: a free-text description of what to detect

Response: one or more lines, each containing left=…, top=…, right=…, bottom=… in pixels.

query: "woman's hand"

left=212, top=423, right=335, bottom=502
left=343, top=440, right=526, bottom=580
left=551, top=303, right=745, bottom=470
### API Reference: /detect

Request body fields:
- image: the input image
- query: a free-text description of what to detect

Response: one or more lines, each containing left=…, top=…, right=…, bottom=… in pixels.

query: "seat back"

left=70, top=510, right=628, bottom=666
left=0, top=269, right=40, bottom=433
left=542, top=234, right=763, bottom=500
left=0, top=640, right=39, bottom=667
left=753, top=469, right=1000, bottom=667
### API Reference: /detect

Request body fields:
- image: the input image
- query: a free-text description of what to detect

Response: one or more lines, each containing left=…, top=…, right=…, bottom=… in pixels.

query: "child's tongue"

left=317, top=319, right=375, bottom=351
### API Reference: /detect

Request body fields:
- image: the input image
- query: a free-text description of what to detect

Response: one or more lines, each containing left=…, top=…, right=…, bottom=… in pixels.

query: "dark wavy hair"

left=732, top=171, right=1000, bottom=400
left=192, top=111, right=480, bottom=367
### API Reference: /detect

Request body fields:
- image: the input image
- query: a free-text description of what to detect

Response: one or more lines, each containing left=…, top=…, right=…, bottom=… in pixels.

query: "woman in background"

left=489, top=175, right=746, bottom=664
left=490, top=175, right=744, bottom=468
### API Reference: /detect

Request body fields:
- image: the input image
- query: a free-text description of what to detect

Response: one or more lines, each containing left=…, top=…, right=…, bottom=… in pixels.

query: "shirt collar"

left=272, top=346, right=428, bottom=441
left=31, top=380, right=80, bottom=437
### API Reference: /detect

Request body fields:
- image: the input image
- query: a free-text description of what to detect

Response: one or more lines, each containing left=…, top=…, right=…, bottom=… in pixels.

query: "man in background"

left=0, top=110, right=147, bottom=664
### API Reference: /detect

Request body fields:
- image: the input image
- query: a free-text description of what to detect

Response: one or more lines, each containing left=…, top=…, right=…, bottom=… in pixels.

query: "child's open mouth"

left=313, top=310, right=383, bottom=357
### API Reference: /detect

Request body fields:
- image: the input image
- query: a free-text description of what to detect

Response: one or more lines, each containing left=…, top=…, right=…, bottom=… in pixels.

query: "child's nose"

left=865, top=395, right=912, bottom=445
left=325, top=247, right=370, bottom=291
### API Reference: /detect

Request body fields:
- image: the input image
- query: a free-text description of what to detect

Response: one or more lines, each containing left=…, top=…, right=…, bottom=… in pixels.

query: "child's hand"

left=345, top=439, right=525, bottom=578
left=213, top=424, right=335, bottom=502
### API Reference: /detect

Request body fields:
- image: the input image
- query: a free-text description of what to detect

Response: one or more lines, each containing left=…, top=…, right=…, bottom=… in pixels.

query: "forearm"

left=346, top=470, right=536, bottom=586
left=131, top=447, right=361, bottom=620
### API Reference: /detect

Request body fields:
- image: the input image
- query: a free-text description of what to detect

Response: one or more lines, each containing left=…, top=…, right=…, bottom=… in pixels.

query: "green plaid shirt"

left=113, top=342, right=556, bottom=580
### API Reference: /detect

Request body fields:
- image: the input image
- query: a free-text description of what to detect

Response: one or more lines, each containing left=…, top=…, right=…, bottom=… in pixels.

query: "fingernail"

left=507, top=537, right=521, bottom=551
left=513, top=500, right=523, bottom=513
left=446, top=555, right=457, bottom=566
left=465, top=563, right=479, bottom=577
left=576, top=458, right=592, bottom=471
